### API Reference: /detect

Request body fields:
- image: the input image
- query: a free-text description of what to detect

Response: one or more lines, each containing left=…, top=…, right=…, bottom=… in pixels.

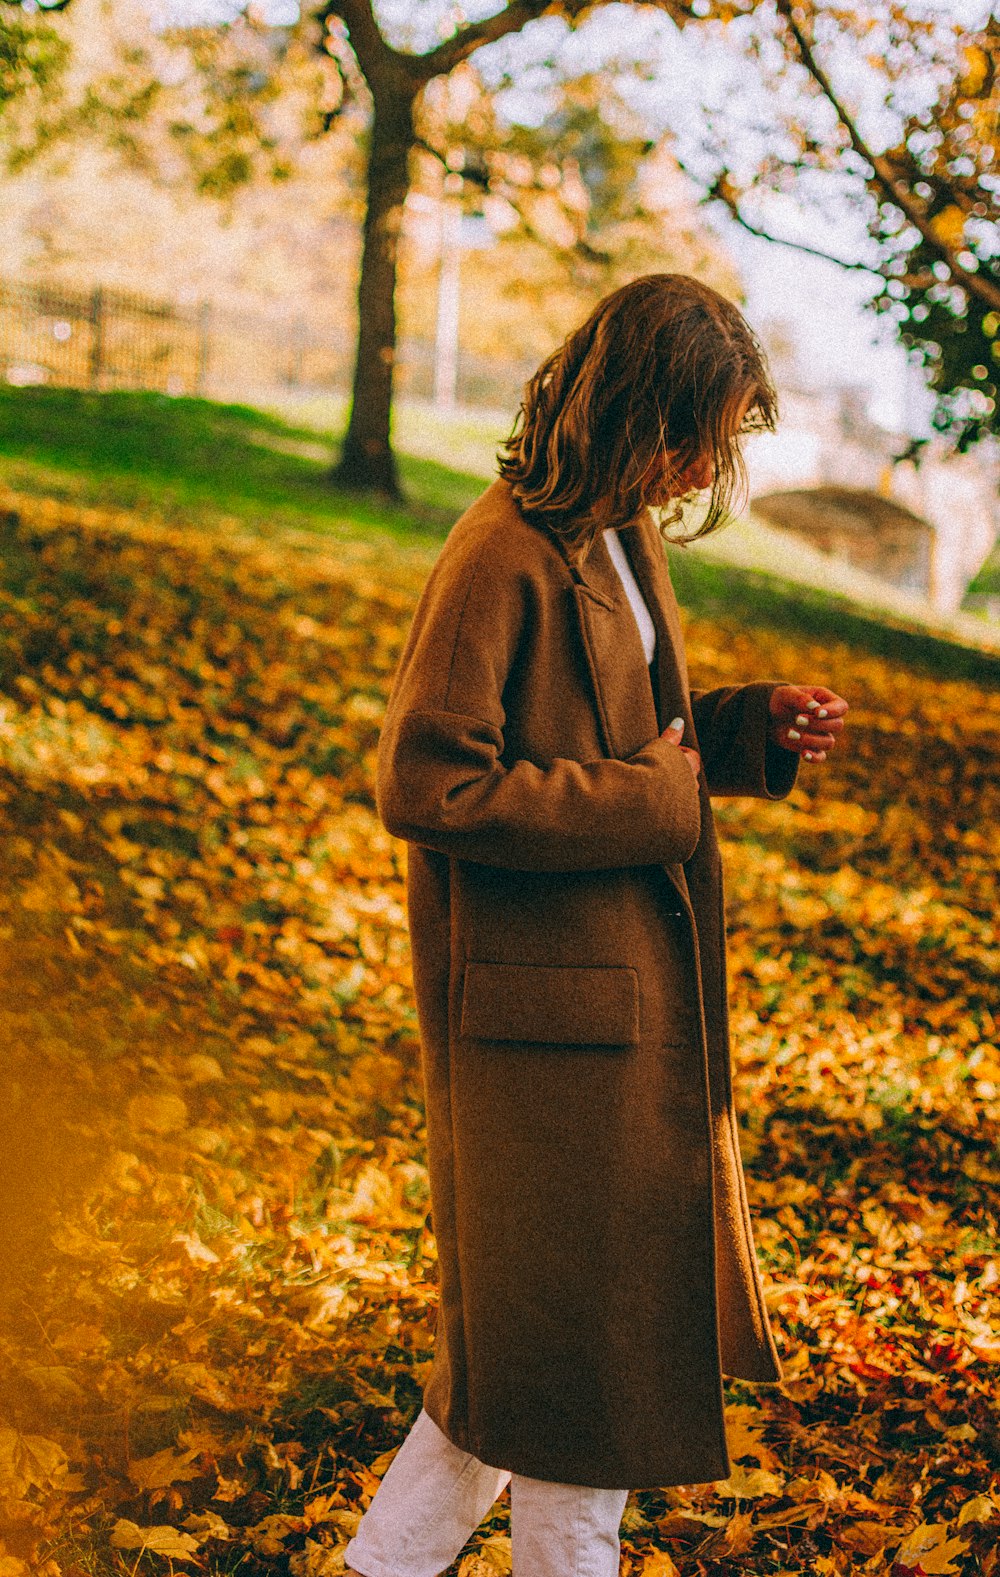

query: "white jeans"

left=344, top=1407, right=630, bottom=1577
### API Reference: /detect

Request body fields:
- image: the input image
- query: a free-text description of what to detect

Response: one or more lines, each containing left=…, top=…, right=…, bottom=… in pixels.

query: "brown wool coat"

left=375, top=477, right=800, bottom=1491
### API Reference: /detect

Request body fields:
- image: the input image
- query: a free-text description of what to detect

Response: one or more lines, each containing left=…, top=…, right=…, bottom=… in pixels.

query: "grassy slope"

left=266, top=389, right=1000, bottom=658
left=2, top=384, right=999, bottom=688
left=0, top=385, right=478, bottom=553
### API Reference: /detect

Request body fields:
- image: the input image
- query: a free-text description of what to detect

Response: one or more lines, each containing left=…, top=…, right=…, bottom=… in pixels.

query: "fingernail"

left=788, top=728, right=801, bottom=740
left=803, top=750, right=814, bottom=760
left=817, top=708, right=828, bottom=718
left=805, top=699, right=820, bottom=710
left=795, top=713, right=809, bottom=726
left=668, top=716, right=684, bottom=732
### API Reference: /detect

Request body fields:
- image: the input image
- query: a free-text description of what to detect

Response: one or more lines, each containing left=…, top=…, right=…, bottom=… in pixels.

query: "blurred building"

left=744, top=379, right=1000, bottom=616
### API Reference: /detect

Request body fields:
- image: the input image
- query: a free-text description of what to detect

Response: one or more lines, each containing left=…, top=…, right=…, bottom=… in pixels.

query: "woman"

left=347, top=273, right=848, bottom=1577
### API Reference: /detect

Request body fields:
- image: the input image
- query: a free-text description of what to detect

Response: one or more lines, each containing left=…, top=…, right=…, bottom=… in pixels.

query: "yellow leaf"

left=247, top=1513, right=307, bottom=1556
left=128, top=1446, right=203, bottom=1490
left=0, top=1428, right=70, bottom=1497
left=126, top=1091, right=189, bottom=1134
left=785, top=1470, right=839, bottom=1501
left=212, top=1471, right=252, bottom=1502
left=368, top=1445, right=402, bottom=1478
left=963, top=43, right=989, bottom=92
left=185, top=1052, right=225, bottom=1082
left=957, top=1495, right=998, bottom=1526
left=835, top=1520, right=905, bottom=1556
left=476, top=1533, right=512, bottom=1573
left=755, top=1503, right=824, bottom=1529
left=181, top=1509, right=233, bottom=1539
left=167, top=1363, right=237, bottom=1411
left=109, top=1520, right=203, bottom=1558
left=171, top=1230, right=221, bottom=1264
left=725, top=1404, right=782, bottom=1471
left=323, top=1508, right=362, bottom=1539
left=289, top=1539, right=343, bottom=1577
left=717, top=1463, right=785, bottom=1499
left=301, top=1492, right=344, bottom=1525
left=639, top=1553, right=681, bottom=1577
left=896, top=1522, right=969, bottom=1574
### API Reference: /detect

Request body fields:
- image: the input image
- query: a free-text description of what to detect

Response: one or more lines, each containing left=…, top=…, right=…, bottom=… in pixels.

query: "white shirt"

left=602, top=527, right=657, bottom=666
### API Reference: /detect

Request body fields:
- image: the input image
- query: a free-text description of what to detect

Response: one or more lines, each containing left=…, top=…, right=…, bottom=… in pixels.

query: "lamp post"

left=434, top=152, right=464, bottom=412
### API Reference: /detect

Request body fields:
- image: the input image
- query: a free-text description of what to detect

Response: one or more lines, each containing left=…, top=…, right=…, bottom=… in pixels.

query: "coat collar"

left=552, top=508, right=694, bottom=765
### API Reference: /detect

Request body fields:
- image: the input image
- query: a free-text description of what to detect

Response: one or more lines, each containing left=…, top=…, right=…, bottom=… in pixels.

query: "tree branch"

left=774, top=0, right=1000, bottom=313
left=417, top=0, right=567, bottom=81
left=697, top=168, right=882, bottom=272
left=318, top=0, right=421, bottom=95
left=697, top=167, right=938, bottom=289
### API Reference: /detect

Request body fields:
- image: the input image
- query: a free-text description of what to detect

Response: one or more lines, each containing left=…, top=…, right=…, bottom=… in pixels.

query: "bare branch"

left=698, top=168, right=883, bottom=273
left=774, top=0, right=1000, bottom=313
left=418, top=0, right=566, bottom=81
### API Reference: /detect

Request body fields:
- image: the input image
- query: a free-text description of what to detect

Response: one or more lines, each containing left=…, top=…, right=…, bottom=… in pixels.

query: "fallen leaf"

left=638, top=1553, right=681, bottom=1577
left=181, top=1509, right=233, bottom=1538
left=716, top=1463, right=785, bottom=1500
left=289, top=1539, right=345, bottom=1577
left=0, top=1430, right=70, bottom=1497
left=725, top=1403, right=783, bottom=1471
left=128, top=1447, right=203, bottom=1490
left=833, top=1519, right=904, bottom=1556
left=247, top=1513, right=307, bottom=1556
left=785, top=1471, right=839, bottom=1502
left=957, top=1495, right=998, bottom=1526
left=895, top=1522, right=969, bottom=1574
left=475, top=1533, right=512, bottom=1572
left=109, top=1519, right=203, bottom=1558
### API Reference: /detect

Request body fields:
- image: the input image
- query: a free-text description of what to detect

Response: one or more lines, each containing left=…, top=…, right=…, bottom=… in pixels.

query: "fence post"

left=434, top=172, right=463, bottom=412
left=195, top=300, right=212, bottom=397
left=89, top=286, right=104, bottom=390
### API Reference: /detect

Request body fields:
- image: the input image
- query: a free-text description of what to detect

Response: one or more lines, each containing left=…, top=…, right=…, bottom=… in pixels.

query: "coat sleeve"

left=376, top=536, right=702, bottom=873
left=689, top=680, right=800, bottom=800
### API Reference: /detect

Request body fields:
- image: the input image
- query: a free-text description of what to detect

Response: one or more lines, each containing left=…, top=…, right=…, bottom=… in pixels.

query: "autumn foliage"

left=0, top=488, right=998, bottom=1576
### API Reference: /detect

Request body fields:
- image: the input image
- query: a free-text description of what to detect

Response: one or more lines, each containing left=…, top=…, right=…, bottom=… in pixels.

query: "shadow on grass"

left=0, top=384, right=484, bottom=542
left=667, top=545, right=1000, bottom=686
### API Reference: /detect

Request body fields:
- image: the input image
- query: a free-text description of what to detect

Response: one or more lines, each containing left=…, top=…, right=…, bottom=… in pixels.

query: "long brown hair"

left=497, top=273, right=777, bottom=555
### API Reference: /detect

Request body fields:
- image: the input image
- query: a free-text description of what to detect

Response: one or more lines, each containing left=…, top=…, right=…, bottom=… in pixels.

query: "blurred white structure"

left=744, top=380, right=1000, bottom=615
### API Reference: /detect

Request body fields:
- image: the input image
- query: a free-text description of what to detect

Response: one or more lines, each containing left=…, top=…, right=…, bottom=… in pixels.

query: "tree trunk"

left=331, top=90, right=415, bottom=496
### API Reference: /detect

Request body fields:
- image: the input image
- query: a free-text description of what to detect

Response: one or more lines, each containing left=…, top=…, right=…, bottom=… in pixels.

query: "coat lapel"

left=553, top=509, right=699, bottom=917
left=563, top=510, right=694, bottom=762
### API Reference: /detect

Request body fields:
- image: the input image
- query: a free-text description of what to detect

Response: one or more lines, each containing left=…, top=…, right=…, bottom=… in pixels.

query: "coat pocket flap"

left=460, top=960, right=640, bottom=1046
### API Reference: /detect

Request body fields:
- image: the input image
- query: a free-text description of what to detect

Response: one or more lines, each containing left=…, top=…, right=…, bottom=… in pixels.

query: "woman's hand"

left=768, top=685, right=848, bottom=763
left=661, top=716, right=702, bottom=780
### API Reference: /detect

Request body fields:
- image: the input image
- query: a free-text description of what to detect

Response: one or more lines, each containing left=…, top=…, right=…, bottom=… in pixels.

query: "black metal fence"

left=0, top=277, right=531, bottom=411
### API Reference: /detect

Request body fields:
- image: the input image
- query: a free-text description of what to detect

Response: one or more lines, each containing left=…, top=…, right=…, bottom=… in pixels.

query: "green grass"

left=266, top=389, right=510, bottom=483
left=0, top=384, right=484, bottom=550
left=2, top=383, right=1000, bottom=687
left=666, top=548, right=1000, bottom=685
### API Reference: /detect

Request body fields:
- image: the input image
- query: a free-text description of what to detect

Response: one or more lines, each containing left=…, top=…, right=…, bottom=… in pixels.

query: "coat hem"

left=423, top=1379, right=732, bottom=1492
